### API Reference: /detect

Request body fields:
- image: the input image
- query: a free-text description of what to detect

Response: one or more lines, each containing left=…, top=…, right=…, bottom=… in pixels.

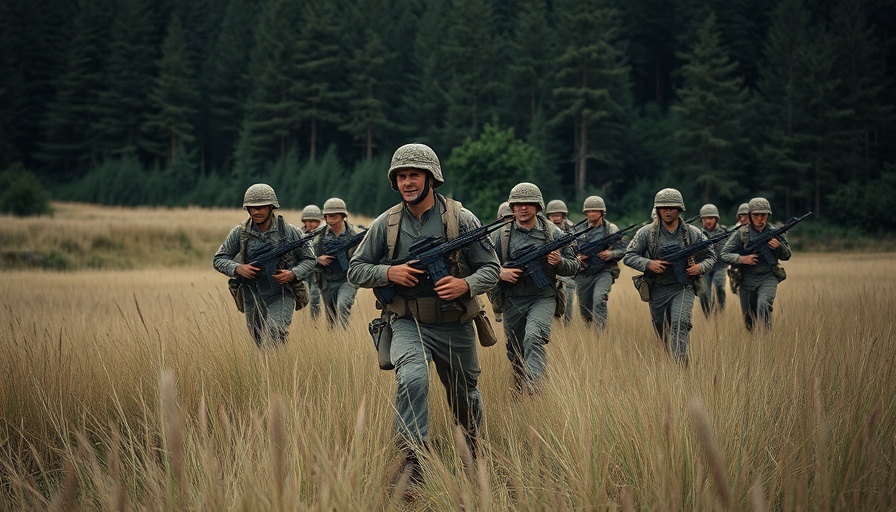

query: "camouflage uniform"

left=720, top=198, right=791, bottom=330
left=697, top=204, right=728, bottom=317
left=623, top=189, right=716, bottom=363
left=214, top=185, right=315, bottom=347
left=494, top=184, right=579, bottom=394
left=347, top=143, right=499, bottom=456
left=314, top=198, right=359, bottom=329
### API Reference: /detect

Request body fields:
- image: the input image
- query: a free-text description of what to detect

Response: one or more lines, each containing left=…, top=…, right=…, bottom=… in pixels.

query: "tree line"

left=1, top=0, right=894, bottom=228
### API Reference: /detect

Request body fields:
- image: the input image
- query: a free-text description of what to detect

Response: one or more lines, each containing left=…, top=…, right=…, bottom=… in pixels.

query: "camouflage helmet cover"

left=737, top=203, right=750, bottom=215
left=322, top=197, right=348, bottom=216
left=700, top=204, right=720, bottom=218
left=388, top=143, right=444, bottom=189
left=583, top=195, right=606, bottom=212
left=654, top=187, right=685, bottom=211
left=301, top=204, right=323, bottom=221
left=507, top=182, right=545, bottom=210
left=496, top=201, right=512, bottom=220
left=243, top=183, right=280, bottom=209
left=545, top=199, right=569, bottom=215
left=748, top=197, right=772, bottom=215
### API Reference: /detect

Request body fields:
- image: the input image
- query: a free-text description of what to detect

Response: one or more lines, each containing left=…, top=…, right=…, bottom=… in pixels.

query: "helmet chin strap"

left=405, top=177, right=432, bottom=206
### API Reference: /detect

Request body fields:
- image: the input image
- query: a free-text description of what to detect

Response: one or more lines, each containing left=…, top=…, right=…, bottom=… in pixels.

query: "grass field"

left=1, top=204, right=894, bottom=510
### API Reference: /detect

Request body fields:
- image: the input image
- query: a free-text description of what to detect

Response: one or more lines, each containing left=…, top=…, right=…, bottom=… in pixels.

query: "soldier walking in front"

left=314, top=198, right=360, bottom=329
left=623, top=188, right=716, bottom=366
left=347, top=143, right=499, bottom=495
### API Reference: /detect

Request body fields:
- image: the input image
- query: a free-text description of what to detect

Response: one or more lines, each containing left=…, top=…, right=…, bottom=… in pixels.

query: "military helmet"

left=737, top=203, right=749, bottom=216
left=301, top=204, right=323, bottom=221
left=748, top=197, right=772, bottom=215
left=243, top=183, right=279, bottom=209
left=322, top=197, right=348, bottom=216
left=700, top=204, right=720, bottom=218
left=654, top=187, right=685, bottom=211
left=507, top=182, right=545, bottom=210
left=583, top=195, right=606, bottom=212
left=388, top=143, right=444, bottom=189
left=545, top=199, right=569, bottom=215
left=496, top=201, right=512, bottom=220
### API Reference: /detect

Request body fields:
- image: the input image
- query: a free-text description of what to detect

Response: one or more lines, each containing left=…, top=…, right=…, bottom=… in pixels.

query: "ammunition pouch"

left=385, top=294, right=479, bottom=324
left=228, top=278, right=245, bottom=313
left=368, top=314, right=394, bottom=370
left=772, top=264, right=787, bottom=282
left=632, top=274, right=652, bottom=302
left=473, top=308, right=498, bottom=347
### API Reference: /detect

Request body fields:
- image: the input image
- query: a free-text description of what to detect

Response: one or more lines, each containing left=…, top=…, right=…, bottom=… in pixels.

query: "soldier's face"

left=513, top=203, right=538, bottom=224
left=547, top=213, right=565, bottom=226
left=585, top=210, right=603, bottom=223
left=247, top=205, right=273, bottom=226
left=750, top=212, right=768, bottom=230
left=324, top=213, right=344, bottom=228
left=702, top=217, right=718, bottom=230
left=395, top=169, right=429, bottom=203
left=737, top=214, right=749, bottom=225
left=303, top=219, right=321, bottom=231
left=657, top=207, right=679, bottom=225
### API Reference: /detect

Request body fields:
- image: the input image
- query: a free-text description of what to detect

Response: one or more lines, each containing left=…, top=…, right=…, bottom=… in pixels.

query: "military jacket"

left=495, top=216, right=580, bottom=297
left=576, top=220, right=626, bottom=274
left=313, top=220, right=358, bottom=282
left=720, top=224, right=791, bottom=274
left=702, top=224, right=729, bottom=270
left=347, top=197, right=500, bottom=299
left=623, top=220, right=717, bottom=280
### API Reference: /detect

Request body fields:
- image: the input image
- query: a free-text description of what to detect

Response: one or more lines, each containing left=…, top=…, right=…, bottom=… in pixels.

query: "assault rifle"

left=320, top=227, right=368, bottom=271
left=742, top=212, right=812, bottom=266
left=504, top=220, right=595, bottom=289
left=374, top=217, right=509, bottom=305
left=245, top=226, right=322, bottom=278
left=657, top=230, right=732, bottom=286
left=577, top=221, right=646, bottom=269
left=683, top=214, right=700, bottom=225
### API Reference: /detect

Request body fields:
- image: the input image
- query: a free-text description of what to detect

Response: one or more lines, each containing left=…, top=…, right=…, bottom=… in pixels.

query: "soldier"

left=300, top=205, right=324, bottom=320
left=735, top=203, right=749, bottom=228
left=491, top=202, right=514, bottom=323
left=214, top=184, right=316, bottom=347
left=313, top=198, right=360, bottom=329
left=727, top=202, right=751, bottom=293
left=720, top=197, right=791, bottom=331
left=496, top=201, right=513, bottom=221
left=545, top=199, right=577, bottom=323
left=697, top=204, right=728, bottom=317
left=492, top=183, right=579, bottom=394
left=347, top=143, right=499, bottom=490
left=623, top=188, right=716, bottom=366
left=574, top=196, right=626, bottom=332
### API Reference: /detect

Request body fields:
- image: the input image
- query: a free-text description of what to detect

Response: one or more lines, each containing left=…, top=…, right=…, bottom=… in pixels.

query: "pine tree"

left=506, top=0, right=556, bottom=136
left=670, top=12, right=750, bottom=204
left=142, top=14, right=200, bottom=162
left=402, top=0, right=450, bottom=148
left=550, top=0, right=630, bottom=200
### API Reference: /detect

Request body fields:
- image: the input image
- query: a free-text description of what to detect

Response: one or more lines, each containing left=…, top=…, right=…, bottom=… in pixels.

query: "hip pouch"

left=772, top=264, right=787, bottom=281
left=632, top=274, right=651, bottom=302
left=228, top=278, right=245, bottom=313
left=368, top=315, right=394, bottom=370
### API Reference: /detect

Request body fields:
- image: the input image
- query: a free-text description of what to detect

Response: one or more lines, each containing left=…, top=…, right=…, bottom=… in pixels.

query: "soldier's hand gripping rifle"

left=374, top=217, right=509, bottom=305
left=657, top=230, right=732, bottom=286
left=320, top=227, right=368, bottom=271
left=504, top=220, right=595, bottom=289
left=577, top=221, right=646, bottom=269
left=244, top=226, right=323, bottom=279
left=742, top=212, right=812, bottom=266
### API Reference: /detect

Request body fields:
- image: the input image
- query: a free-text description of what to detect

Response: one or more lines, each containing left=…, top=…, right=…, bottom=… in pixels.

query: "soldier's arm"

left=774, top=232, right=792, bottom=261
left=608, top=223, right=628, bottom=259
left=458, top=210, right=501, bottom=295
left=213, top=226, right=243, bottom=277
left=719, top=231, right=742, bottom=265
left=347, top=213, right=391, bottom=289
left=622, top=228, right=651, bottom=272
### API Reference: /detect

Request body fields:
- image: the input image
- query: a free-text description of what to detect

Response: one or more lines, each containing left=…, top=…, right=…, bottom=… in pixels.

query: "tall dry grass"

left=1, top=205, right=894, bottom=510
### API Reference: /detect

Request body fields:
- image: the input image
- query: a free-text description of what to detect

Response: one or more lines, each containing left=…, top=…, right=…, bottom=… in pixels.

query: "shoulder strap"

left=385, top=203, right=404, bottom=260
left=500, top=223, right=511, bottom=262
left=648, top=222, right=659, bottom=258
left=440, top=195, right=461, bottom=240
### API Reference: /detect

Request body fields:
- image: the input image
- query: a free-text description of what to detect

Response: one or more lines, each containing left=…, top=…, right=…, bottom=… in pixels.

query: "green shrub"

left=0, top=163, right=52, bottom=216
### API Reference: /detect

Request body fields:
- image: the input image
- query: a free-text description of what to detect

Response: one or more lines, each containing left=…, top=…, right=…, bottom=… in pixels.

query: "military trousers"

left=558, top=276, right=576, bottom=322
left=502, top=295, right=554, bottom=394
left=648, top=283, right=695, bottom=360
left=699, top=267, right=727, bottom=317
left=390, top=318, right=482, bottom=451
left=738, top=272, right=778, bottom=331
left=306, top=275, right=321, bottom=319
left=320, top=279, right=357, bottom=329
left=574, top=270, right=614, bottom=332
left=243, top=285, right=295, bottom=347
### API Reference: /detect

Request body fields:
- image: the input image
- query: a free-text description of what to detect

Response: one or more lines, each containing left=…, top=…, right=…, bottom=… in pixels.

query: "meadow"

left=1, top=204, right=894, bottom=511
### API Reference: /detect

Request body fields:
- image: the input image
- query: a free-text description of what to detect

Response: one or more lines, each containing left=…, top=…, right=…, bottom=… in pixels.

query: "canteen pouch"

left=228, top=278, right=245, bottom=313
left=632, top=274, right=651, bottom=302
left=473, top=310, right=498, bottom=347
left=772, top=264, right=787, bottom=282
left=368, top=316, right=394, bottom=370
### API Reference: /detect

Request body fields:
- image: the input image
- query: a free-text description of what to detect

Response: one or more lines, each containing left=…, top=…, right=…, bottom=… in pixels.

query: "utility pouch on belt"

left=632, top=274, right=651, bottom=302
left=228, top=278, right=245, bottom=312
left=368, top=315, right=394, bottom=370
left=470, top=295, right=498, bottom=346
left=772, top=264, right=787, bottom=281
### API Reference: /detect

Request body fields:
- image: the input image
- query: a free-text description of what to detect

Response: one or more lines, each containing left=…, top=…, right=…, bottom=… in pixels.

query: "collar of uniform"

left=403, top=200, right=439, bottom=224
left=513, top=216, right=549, bottom=239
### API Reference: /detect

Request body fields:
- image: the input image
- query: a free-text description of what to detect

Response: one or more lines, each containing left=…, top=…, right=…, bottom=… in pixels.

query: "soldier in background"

left=574, top=196, right=626, bottom=332
left=492, top=183, right=579, bottom=394
left=300, top=205, right=324, bottom=320
left=214, top=184, right=316, bottom=347
left=496, top=201, right=513, bottom=222
left=697, top=204, right=728, bottom=317
left=348, top=143, right=499, bottom=493
left=545, top=199, right=577, bottom=323
left=313, top=198, right=360, bottom=329
left=623, top=188, right=716, bottom=367
left=735, top=203, right=749, bottom=228
left=720, top=197, right=791, bottom=331
left=491, top=202, right=514, bottom=323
